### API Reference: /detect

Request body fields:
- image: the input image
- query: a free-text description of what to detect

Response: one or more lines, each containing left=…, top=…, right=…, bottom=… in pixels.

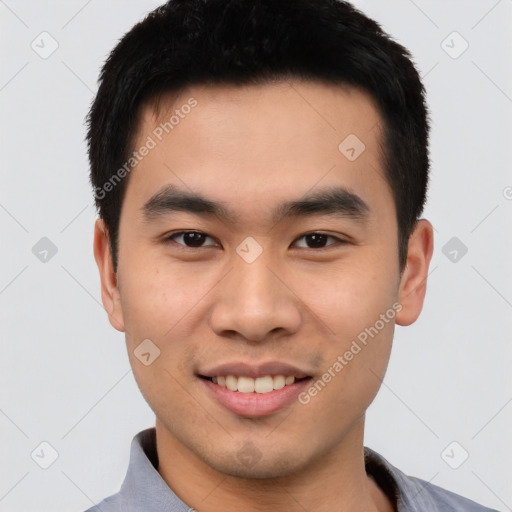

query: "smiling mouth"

left=200, top=375, right=312, bottom=394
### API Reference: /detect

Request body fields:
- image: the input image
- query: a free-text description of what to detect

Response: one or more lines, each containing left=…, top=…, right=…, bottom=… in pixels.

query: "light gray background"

left=0, top=1, right=511, bottom=511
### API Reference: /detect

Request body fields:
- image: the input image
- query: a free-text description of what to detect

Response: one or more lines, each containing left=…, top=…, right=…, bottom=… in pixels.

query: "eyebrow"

left=141, top=184, right=370, bottom=225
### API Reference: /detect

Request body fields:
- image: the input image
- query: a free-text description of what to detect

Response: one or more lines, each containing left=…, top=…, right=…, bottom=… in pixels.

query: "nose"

left=208, top=251, right=302, bottom=343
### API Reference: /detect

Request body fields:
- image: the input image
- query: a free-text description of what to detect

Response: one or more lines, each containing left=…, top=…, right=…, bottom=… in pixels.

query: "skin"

left=94, top=80, right=434, bottom=512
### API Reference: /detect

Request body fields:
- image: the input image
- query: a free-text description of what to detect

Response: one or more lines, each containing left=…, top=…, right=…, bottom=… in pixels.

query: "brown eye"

left=293, top=233, right=345, bottom=249
left=166, top=231, right=218, bottom=248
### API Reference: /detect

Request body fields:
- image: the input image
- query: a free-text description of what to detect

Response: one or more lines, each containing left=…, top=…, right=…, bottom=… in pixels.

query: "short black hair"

left=86, top=0, right=430, bottom=273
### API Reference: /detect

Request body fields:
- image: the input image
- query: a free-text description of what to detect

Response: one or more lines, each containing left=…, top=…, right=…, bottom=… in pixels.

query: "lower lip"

left=200, top=377, right=312, bottom=418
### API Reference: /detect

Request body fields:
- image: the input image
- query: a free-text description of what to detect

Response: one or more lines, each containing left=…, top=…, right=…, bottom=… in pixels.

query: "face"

left=95, top=79, right=432, bottom=479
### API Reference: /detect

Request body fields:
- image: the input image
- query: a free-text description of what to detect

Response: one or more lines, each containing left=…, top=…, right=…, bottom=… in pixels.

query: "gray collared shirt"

left=84, top=428, right=498, bottom=511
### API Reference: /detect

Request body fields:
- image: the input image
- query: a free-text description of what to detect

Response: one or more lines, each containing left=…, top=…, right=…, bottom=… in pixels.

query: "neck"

left=155, top=417, right=393, bottom=512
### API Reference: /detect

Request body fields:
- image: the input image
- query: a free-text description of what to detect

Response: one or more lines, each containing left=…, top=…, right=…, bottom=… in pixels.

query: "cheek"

left=119, top=259, right=196, bottom=336
left=301, top=318, right=394, bottom=428
left=120, top=269, right=199, bottom=416
left=290, top=257, right=397, bottom=409
left=288, top=258, right=398, bottom=336
left=117, top=265, right=190, bottom=394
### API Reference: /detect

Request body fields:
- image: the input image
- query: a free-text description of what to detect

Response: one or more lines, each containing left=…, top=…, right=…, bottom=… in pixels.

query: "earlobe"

left=395, top=219, right=434, bottom=327
left=93, top=218, right=125, bottom=332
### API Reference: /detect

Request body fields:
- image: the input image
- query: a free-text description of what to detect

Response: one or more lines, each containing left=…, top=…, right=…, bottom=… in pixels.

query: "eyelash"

left=163, top=230, right=348, bottom=250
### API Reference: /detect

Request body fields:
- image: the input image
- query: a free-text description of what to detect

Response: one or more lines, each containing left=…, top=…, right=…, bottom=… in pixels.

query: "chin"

left=209, top=452, right=305, bottom=480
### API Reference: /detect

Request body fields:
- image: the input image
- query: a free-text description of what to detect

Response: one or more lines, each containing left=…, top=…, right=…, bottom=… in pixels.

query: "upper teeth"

left=212, top=375, right=296, bottom=393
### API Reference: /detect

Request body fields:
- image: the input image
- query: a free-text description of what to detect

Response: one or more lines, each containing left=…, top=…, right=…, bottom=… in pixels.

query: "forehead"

left=126, top=80, right=393, bottom=227
left=137, top=80, right=383, bottom=154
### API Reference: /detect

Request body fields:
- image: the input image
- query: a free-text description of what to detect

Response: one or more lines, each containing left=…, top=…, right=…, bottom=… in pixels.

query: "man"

left=85, top=0, right=497, bottom=510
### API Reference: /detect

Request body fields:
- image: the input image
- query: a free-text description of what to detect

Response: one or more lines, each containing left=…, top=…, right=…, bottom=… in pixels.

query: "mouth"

left=199, top=374, right=312, bottom=394
left=198, top=373, right=313, bottom=418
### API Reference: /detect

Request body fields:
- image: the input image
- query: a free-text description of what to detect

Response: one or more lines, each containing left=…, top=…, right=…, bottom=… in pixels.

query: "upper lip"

left=198, top=361, right=312, bottom=379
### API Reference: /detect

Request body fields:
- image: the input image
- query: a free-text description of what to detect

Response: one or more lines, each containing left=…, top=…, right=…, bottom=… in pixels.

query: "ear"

left=93, top=218, right=125, bottom=332
left=395, top=219, right=434, bottom=326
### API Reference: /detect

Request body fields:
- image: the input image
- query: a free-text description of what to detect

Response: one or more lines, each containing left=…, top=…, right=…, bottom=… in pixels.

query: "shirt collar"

left=364, top=446, right=442, bottom=511
left=119, top=428, right=191, bottom=511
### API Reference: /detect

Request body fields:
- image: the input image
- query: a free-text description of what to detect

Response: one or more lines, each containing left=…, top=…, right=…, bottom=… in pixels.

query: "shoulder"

left=403, top=473, right=499, bottom=511
left=82, top=491, right=126, bottom=512
left=82, top=493, right=124, bottom=512
left=364, top=447, right=499, bottom=512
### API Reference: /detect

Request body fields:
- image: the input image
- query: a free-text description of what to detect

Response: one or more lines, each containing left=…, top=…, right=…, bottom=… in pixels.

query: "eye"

left=292, top=232, right=346, bottom=249
left=165, top=231, right=219, bottom=248
left=164, top=231, right=347, bottom=251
